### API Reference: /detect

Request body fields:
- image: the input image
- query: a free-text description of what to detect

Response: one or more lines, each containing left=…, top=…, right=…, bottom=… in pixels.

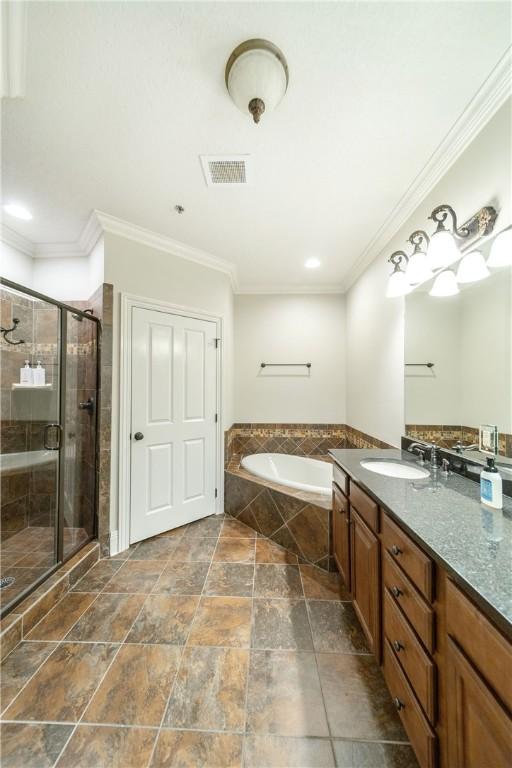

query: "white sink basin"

left=360, top=459, right=430, bottom=480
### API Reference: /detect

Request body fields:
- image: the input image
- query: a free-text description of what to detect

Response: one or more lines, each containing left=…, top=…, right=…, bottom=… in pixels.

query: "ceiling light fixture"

left=405, top=230, right=433, bottom=285
left=305, top=258, right=321, bottom=269
left=487, top=227, right=512, bottom=267
left=456, top=250, right=490, bottom=284
left=386, top=251, right=411, bottom=298
left=225, top=39, right=289, bottom=124
left=3, top=203, right=32, bottom=221
left=429, top=269, right=459, bottom=297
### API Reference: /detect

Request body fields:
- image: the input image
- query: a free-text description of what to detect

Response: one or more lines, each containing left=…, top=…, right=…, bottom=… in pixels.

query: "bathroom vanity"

left=330, top=448, right=512, bottom=768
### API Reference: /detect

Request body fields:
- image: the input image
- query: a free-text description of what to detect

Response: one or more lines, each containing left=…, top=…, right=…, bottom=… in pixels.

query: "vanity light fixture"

left=225, top=39, right=289, bottom=124
left=429, top=269, right=459, bottom=297
left=3, top=203, right=32, bottom=221
left=405, top=230, right=433, bottom=285
left=386, top=251, right=411, bottom=297
left=426, top=204, right=497, bottom=270
left=304, top=257, right=321, bottom=269
left=456, top=250, right=489, bottom=284
left=487, top=227, right=512, bottom=267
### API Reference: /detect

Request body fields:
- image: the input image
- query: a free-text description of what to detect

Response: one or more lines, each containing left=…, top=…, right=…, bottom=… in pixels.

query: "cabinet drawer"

left=383, top=552, right=434, bottom=653
left=384, top=590, right=436, bottom=723
left=381, top=514, right=433, bottom=601
left=333, top=463, right=349, bottom=496
left=446, top=579, right=512, bottom=712
left=383, top=640, right=437, bottom=768
left=350, top=482, right=379, bottom=533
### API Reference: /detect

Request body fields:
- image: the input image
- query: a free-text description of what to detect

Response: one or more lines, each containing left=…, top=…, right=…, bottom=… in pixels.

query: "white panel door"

left=130, top=307, right=217, bottom=543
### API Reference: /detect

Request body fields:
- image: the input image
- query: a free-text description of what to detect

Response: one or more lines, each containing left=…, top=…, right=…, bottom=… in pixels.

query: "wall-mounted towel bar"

left=261, top=362, right=311, bottom=368
left=405, top=362, right=434, bottom=368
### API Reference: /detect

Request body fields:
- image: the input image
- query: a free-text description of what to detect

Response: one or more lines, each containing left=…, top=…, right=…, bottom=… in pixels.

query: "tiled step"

left=0, top=541, right=99, bottom=660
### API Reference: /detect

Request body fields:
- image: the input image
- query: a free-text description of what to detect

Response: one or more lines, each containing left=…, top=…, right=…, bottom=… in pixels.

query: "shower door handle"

left=44, top=423, right=62, bottom=450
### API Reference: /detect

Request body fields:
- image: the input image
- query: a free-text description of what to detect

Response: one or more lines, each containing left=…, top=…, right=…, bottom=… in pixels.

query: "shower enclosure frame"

left=1, top=277, right=101, bottom=616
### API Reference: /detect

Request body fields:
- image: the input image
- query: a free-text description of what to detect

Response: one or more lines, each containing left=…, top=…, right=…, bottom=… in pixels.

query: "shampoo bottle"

left=33, top=361, right=46, bottom=386
left=20, top=360, right=32, bottom=385
left=480, top=457, right=503, bottom=510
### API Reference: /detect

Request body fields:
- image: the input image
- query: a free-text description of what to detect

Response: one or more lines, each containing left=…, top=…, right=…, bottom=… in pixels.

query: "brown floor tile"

left=244, top=735, right=335, bottom=767
left=213, top=538, right=256, bottom=563
left=66, top=594, right=146, bottom=642
left=183, top=515, right=224, bottom=538
left=153, top=562, right=209, bottom=595
left=171, top=537, right=217, bottom=562
left=188, top=596, right=252, bottom=648
left=155, top=525, right=188, bottom=539
left=317, top=653, right=407, bottom=740
left=332, top=740, right=419, bottom=767
left=1, top=641, right=57, bottom=712
left=300, top=565, right=350, bottom=600
left=103, top=560, right=166, bottom=593
left=126, top=594, right=198, bottom=644
left=13, top=552, right=56, bottom=568
left=84, top=643, right=181, bottom=726
left=0, top=567, right=49, bottom=608
left=204, top=563, right=254, bottom=597
left=151, top=730, right=243, bottom=768
left=26, top=592, right=96, bottom=640
left=164, top=646, right=248, bottom=731
left=0, top=723, right=74, bottom=768
left=71, top=559, right=124, bottom=592
left=252, top=599, right=313, bottom=651
left=129, top=537, right=180, bottom=560
left=246, top=650, right=329, bottom=737
left=307, top=601, right=369, bottom=654
left=220, top=518, right=257, bottom=538
left=254, top=564, right=303, bottom=598
left=3, top=642, right=118, bottom=722
left=56, top=724, right=158, bottom=768
left=255, top=538, right=298, bottom=565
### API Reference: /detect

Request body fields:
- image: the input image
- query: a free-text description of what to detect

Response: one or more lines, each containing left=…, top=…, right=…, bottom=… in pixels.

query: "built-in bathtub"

left=225, top=452, right=334, bottom=571
left=0, top=450, right=57, bottom=475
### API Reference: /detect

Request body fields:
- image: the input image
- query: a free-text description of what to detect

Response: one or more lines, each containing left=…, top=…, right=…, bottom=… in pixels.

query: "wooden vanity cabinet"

left=332, top=483, right=351, bottom=591
left=350, top=496, right=381, bottom=662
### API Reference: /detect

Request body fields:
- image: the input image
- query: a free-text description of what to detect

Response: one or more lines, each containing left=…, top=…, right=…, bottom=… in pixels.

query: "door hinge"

left=215, top=413, right=218, bottom=423
left=215, top=338, right=220, bottom=348
left=215, top=488, right=218, bottom=498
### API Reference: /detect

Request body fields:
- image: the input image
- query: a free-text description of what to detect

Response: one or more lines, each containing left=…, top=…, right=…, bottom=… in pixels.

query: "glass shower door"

left=0, top=287, right=61, bottom=613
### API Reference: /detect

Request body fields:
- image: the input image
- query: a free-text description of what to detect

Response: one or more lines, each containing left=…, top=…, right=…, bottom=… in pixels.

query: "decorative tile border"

left=406, top=424, right=511, bottom=458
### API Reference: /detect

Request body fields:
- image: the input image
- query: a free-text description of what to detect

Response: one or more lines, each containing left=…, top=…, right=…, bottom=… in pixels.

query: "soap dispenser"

left=20, top=360, right=32, bottom=385
left=33, top=361, right=46, bottom=386
left=480, top=457, right=503, bottom=510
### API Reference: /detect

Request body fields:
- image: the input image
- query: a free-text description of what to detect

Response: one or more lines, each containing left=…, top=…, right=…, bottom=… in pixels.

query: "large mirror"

left=404, top=228, right=512, bottom=463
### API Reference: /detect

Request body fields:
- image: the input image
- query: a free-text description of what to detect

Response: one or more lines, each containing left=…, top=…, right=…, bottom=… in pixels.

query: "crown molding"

left=340, top=46, right=512, bottom=292
left=34, top=210, right=103, bottom=259
left=95, top=210, right=238, bottom=288
left=235, top=283, right=344, bottom=295
left=0, top=224, right=34, bottom=257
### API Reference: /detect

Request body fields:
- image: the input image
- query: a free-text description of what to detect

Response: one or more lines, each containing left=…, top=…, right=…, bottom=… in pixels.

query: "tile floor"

left=0, top=515, right=419, bottom=767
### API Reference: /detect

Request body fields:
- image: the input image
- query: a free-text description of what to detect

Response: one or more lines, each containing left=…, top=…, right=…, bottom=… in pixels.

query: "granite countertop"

left=329, top=448, right=512, bottom=636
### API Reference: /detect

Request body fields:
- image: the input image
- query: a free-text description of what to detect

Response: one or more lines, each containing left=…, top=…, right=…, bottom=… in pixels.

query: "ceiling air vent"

left=200, top=155, right=252, bottom=187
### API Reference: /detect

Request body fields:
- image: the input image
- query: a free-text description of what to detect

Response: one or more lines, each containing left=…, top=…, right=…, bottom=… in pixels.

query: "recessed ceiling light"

left=305, top=258, right=321, bottom=269
left=3, top=203, right=32, bottom=221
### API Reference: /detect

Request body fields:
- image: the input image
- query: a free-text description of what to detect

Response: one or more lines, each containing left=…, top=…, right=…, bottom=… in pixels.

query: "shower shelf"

left=12, top=383, right=53, bottom=391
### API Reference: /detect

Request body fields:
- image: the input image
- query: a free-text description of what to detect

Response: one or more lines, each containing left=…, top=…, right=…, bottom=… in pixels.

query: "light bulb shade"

left=405, top=251, right=433, bottom=285
left=429, top=270, right=459, bottom=297
left=225, top=40, right=288, bottom=122
left=456, top=250, right=490, bottom=283
left=386, top=269, right=410, bottom=298
left=487, top=228, right=512, bottom=267
left=427, top=229, right=459, bottom=269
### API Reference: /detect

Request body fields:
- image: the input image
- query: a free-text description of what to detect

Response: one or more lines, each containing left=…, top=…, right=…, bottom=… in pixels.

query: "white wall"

left=1, top=242, right=33, bottom=286
left=346, top=99, right=512, bottom=447
left=103, top=232, right=235, bottom=532
left=234, top=294, right=346, bottom=423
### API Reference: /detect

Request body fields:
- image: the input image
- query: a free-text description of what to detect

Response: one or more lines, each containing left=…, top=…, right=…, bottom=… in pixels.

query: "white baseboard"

left=109, top=530, right=119, bottom=557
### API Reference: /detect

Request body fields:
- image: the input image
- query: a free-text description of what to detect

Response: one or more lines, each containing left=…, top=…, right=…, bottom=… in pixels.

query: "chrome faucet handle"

left=430, top=442, right=440, bottom=469
left=415, top=448, right=426, bottom=466
left=441, top=458, right=451, bottom=477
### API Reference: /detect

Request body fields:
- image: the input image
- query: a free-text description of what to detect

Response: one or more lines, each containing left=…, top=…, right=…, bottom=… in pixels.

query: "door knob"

left=134, top=432, right=144, bottom=441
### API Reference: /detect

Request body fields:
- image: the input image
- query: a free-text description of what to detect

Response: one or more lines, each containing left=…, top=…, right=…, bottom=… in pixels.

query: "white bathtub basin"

left=241, top=453, right=332, bottom=495
left=0, top=450, right=57, bottom=474
left=360, top=459, right=430, bottom=480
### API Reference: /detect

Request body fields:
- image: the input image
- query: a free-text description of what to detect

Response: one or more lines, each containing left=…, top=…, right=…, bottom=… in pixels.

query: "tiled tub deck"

left=0, top=515, right=418, bottom=768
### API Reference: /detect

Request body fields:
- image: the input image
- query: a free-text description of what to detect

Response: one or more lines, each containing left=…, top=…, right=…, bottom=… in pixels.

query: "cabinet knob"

left=391, top=586, right=403, bottom=598
left=393, top=640, right=404, bottom=652
left=391, top=545, right=402, bottom=556
left=394, top=697, right=405, bottom=711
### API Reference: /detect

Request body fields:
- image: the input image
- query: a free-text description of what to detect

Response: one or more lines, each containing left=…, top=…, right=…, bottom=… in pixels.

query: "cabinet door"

left=351, top=508, right=381, bottom=661
left=332, top=485, right=351, bottom=591
left=446, top=637, right=512, bottom=768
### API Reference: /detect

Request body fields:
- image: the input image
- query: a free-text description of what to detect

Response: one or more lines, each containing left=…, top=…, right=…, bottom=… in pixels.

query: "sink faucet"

left=454, top=440, right=479, bottom=454
left=408, top=441, right=440, bottom=469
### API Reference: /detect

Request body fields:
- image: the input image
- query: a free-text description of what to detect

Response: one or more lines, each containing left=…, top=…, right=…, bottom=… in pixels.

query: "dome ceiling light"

left=225, top=39, right=289, bottom=124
